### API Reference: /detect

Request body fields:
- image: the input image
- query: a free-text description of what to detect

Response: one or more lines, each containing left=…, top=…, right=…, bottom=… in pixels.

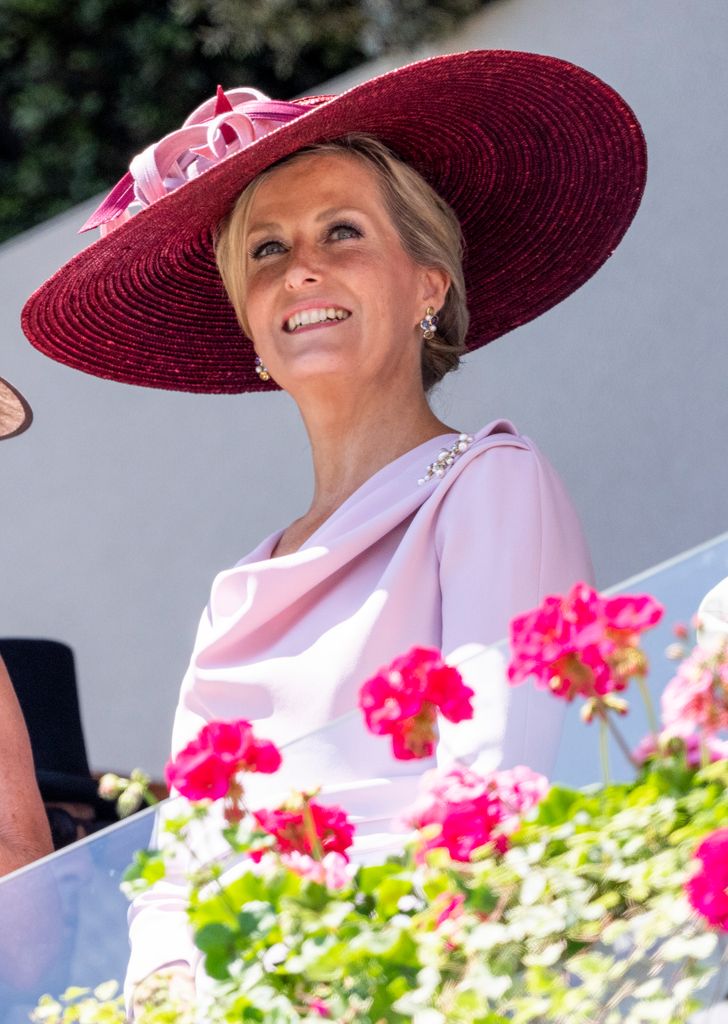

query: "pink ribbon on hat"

left=81, top=86, right=305, bottom=236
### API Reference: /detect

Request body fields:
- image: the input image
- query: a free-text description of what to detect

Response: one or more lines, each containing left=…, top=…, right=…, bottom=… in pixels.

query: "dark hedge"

left=0, top=0, right=491, bottom=242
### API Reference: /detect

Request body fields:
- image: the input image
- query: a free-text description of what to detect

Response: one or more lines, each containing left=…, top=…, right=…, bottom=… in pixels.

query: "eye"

left=249, top=238, right=287, bottom=260
left=328, top=222, right=363, bottom=241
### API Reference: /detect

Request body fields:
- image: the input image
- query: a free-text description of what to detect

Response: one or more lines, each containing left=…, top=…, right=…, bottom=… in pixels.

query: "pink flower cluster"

left=685, top=828, right=728, bottom=931
left=633, top=727, right=728, bottom=768
left=165, top=720, right=281, bottom=801
left=404, top=764, right=549, bottom=862
left=254, top=799, right=355, bottom=860
left=281, top=850, right=352, bottom=890
left=661, top=643, right=728, bottom=737
left=359, top=646, right=474, bottom=760
left=508, top=583, right=663, bottom=708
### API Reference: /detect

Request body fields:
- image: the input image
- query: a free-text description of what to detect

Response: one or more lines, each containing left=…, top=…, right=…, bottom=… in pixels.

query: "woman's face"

left=242, top=151, right=449, bottom=396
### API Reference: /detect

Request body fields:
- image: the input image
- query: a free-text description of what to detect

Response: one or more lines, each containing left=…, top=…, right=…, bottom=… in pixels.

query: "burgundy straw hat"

left=0, top=376, right=33, bottom=439
left=21, top=50, right=647, bottom=394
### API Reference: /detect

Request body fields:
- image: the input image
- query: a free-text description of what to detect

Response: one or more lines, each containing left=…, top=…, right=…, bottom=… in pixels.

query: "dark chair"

left=0, top=638, right=118, bottom=839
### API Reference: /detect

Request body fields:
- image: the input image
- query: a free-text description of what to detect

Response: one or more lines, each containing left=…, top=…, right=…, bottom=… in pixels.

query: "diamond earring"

left=420, top=306, right=439, bottom=341
left=255, top=355, right=271, bottom=382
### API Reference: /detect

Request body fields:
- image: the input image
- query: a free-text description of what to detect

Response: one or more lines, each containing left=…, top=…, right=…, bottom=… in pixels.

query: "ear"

left=419, top=266, right=451, bottom=314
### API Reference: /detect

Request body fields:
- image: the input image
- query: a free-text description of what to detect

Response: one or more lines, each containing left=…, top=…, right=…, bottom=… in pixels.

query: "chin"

left=280, top=351, right=363, bottom=384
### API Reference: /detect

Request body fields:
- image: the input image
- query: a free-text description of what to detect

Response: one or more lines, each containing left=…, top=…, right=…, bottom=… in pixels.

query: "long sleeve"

left=434, top=439, right=594, bottom=778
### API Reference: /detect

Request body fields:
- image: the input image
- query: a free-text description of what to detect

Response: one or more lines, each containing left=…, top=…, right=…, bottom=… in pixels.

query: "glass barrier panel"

left=0, top=807, right=156, bottom=1022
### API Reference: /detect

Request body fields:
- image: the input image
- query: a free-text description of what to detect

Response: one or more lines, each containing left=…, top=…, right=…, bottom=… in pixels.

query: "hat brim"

left=21, top=50, right=647, bottom=394
left=0, top=376, right=33, bottom=438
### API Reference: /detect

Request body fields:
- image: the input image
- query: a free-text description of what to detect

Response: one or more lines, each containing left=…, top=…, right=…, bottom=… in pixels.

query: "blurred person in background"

left=0, top=376, right=53, bottom=875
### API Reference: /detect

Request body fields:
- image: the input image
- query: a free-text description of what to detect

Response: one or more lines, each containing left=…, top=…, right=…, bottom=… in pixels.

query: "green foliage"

left=121, top=846, right=167, bottom=897
left=0, top=0, right=491, bottom=242
left=31, top=635, right=728, bottom=1022
left=0, top=0, right=236, bottom=241
left=30, top=981, right=125, bottom=1023
left=172, top=0, right=489, bottom=82
left=92, top=762, right=728, bottom=1021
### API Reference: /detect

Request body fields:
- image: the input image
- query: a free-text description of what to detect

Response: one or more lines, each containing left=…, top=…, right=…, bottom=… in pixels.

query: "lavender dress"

left=126, top=419, right=594, bottom=995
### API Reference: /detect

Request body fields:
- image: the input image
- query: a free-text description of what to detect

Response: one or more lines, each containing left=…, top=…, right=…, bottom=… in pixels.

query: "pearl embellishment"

left=418, top=433, right=474, bottom=485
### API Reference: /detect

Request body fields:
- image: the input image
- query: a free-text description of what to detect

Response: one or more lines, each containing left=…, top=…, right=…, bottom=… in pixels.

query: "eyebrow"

left=246, top=207, right=367, bottom=238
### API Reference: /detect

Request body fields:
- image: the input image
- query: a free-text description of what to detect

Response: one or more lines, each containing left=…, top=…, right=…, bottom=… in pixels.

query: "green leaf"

left=120, top=849, right=165, bottom=897
left=196, top=921, right=238, bottom=980
left=373, top=876, right=414, bottom=917
left=357, top=861, right=406, bottom=895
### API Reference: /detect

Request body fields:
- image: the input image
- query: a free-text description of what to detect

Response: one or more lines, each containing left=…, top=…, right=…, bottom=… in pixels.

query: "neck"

left=294, top=383, right=455, bottom=519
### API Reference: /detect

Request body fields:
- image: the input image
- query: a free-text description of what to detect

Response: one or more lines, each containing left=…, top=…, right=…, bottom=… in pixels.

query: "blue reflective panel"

left=0, top=806, right=156, bottom=1022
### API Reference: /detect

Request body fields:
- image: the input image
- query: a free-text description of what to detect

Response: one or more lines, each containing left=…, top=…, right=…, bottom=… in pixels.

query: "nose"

left=283, top=241, right=323, bottom=291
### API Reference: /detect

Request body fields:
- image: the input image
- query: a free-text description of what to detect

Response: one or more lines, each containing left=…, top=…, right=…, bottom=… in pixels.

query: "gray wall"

left=2, top=0, right=726, bottom=777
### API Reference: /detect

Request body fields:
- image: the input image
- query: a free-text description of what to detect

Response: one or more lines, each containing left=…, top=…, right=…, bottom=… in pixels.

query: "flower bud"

left=130, top=767, right=151, bottom=789
left=117, top=782, right=144, bottom=818
left=98, top=772, right=126, bottom=800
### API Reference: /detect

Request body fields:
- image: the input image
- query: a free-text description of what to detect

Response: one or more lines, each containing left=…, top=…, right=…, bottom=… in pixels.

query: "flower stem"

left=599, top=718, right=610, bottom=785
left=637, top=676, right=659, bottom=736
left=302, top=796, right=324, bottom=861
left=699, top=730, right=712, bottom=770
left=602, top=708, right=640, bottom=770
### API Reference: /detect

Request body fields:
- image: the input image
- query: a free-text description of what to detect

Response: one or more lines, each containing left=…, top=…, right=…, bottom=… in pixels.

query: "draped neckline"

left=234, top=420, right=517, bottom=568
left=243, top=429, right=463, bottom=564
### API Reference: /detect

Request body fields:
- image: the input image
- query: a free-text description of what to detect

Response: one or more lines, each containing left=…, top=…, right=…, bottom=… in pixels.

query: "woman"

left=21, top=51, right=646, bottom=1011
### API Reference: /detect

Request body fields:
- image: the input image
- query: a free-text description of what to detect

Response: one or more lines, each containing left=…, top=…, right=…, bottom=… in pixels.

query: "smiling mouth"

left=284, top=308, right=351, bottom=332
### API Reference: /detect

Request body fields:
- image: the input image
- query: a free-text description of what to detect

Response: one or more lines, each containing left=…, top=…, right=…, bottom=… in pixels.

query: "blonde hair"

left=215, top=134, right=469, bottom=391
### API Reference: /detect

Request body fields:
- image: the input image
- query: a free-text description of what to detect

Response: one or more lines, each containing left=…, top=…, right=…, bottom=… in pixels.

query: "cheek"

left=243, top=269, right=277, bottom=331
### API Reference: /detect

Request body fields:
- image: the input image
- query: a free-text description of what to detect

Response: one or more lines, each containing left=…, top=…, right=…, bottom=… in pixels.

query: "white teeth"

left=286, top=308, right=350, bottom=331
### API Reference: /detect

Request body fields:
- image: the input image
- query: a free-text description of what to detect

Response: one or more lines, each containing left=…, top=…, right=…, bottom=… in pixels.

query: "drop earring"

left=254, top=355, right=271, bottom=382
left=420, top=306, right=439, bottom=341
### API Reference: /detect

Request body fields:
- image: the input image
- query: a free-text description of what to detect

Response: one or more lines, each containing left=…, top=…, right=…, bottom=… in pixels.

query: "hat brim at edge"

left=0, top=377, right=33, bottom=438
left=21, top=50, right=647, bottom=394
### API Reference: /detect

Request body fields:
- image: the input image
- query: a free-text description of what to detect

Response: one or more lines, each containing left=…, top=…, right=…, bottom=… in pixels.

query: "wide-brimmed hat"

left=0, top=376, right=33, bottom=439
left=21, top=50, right=646, bottom=394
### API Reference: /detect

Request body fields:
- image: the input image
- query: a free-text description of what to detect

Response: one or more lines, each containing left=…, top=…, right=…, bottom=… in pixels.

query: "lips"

left=283, top=307, right=351, bottom=332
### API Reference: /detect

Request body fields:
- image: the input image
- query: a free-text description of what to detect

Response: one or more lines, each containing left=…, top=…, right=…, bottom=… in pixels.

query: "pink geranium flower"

left=165, top=719, right=282, bottom=801
left=403, top=764, right=548, bottom=862
left=686, top=828, right=728, bottom=931
left=490, top=764, right=551, bottom=833
left=359, top=646, right=474, bottom=760
left=602, top=593, right=664, bottom=639
left=254, top=799, right=355, bottom=860
left=306, top=999, right=331, bottom=1018
left=281, top=850, right=353, bottom=890
left=661, top=644, right=728, bottom=736
left=508, top=583, right=663, bottom=710
left=633, top=726, right=728, bottom=767
left=434, top=892, right=466, bottom=927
